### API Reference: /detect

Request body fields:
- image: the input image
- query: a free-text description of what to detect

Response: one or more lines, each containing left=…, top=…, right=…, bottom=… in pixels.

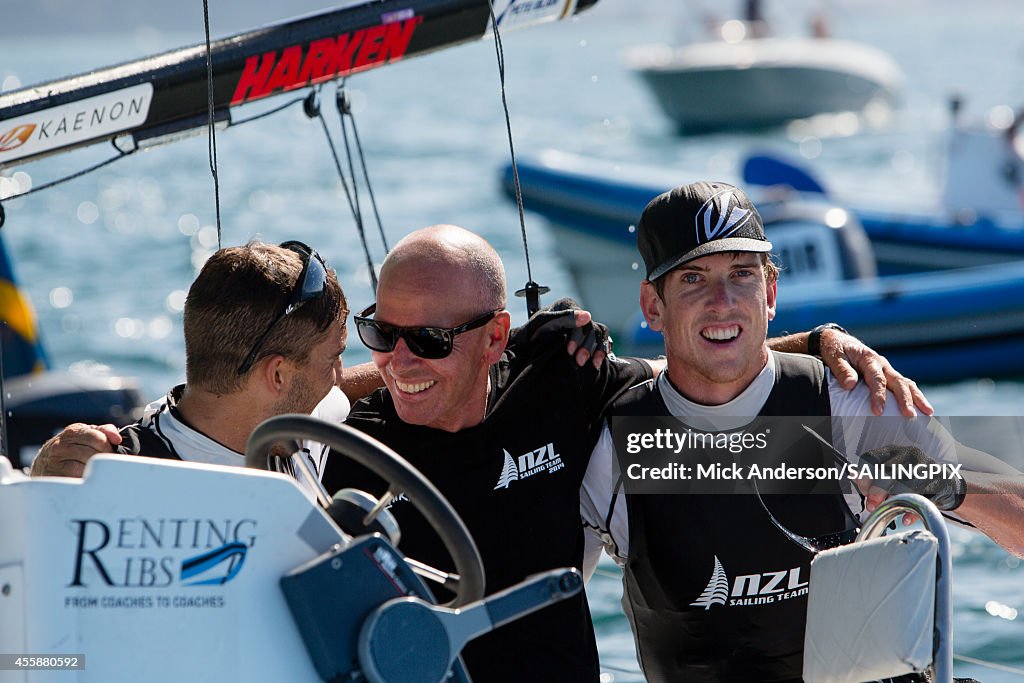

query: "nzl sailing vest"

left=612, top=353, right=856, bottom=683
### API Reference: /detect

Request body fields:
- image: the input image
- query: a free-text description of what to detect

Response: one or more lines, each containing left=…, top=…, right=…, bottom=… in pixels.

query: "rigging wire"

left=336, top=86, right=389, bottom=254
left=0, top=92, right=308, bottom=222
left=232, top=95, right=308, bottom=126
left=486, top=2, right=548, bottom=316
left=335, top=90, right=368, bottom=260
left=307, top=88, right=379, bottom=292
left=0, top=142, right=137, bottom=206
left=201, top=0, right=223, bottom=249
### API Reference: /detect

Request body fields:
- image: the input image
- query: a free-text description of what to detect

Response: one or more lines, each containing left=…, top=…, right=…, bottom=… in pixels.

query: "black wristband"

left=946, top=472, right=968, bottom=511
left=808, top=323, right=847, bottom=357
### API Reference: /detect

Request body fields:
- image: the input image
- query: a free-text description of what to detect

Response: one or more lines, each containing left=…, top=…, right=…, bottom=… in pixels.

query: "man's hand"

left=818, top=328, right=933, bottom=417
left=30, top=423, right=122, bottom=478
left=858, top=445, right=967, bottom=523
left=509, top=298, right=611, bottom=368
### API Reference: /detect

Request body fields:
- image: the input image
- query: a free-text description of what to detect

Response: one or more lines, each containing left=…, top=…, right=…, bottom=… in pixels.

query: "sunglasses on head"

left=354, top=303, right=499, bottom=359
left=237, top=240, right=330, bottom=375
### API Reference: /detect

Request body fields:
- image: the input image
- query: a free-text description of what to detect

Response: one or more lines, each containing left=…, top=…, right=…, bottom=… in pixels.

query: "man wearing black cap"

left=580, top=181, right=1024, bottom=682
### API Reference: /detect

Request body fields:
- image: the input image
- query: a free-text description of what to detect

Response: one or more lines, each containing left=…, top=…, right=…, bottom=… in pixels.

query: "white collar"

left=142, top=386, right=244, bottom=466
left=657, top=352, right=776, bottom=431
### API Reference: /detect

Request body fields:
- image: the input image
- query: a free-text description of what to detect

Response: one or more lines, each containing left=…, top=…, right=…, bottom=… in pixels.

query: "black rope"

left=232, top=95, right=307, bottom=126
left=314, top=108, right=360, bottom=229
left=308, top=91, right=378, bottom=292
left=0, top=89, right=300, bottom=224
left=201, top=0, right=223, bottom=249
left=335, top=91, right=367, bottom=253
left=486, top=2, right=547, bottom=315
left=1, top=142, right=136, bottom=203
left=338, top=88, right=389, bottom=253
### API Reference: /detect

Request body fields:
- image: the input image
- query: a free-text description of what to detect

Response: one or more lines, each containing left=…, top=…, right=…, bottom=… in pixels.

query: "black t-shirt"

left=322, top=336, right=650, bottom=682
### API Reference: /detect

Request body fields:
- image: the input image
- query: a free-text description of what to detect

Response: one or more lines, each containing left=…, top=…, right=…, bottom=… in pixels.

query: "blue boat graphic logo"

left=180, top=542, right=248, bottom=586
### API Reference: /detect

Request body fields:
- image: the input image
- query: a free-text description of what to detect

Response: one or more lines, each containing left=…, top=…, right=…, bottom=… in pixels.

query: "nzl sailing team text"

left=623, top=428, right=963, bottom=482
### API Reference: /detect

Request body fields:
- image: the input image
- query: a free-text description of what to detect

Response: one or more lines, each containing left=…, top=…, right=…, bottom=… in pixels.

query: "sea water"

left=1, top=0, right=1022, bottom=679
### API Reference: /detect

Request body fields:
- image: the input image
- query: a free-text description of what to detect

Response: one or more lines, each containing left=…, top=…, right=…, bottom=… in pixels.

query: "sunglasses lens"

left=353, top=304, right=492, bottom=360
left=356, top=319, right=397, bottom=353
left=811, top=528, right=859, bottom=552
left=403, top=327, right=452, bottom=359
left=298, top=253, right=327, bottom=300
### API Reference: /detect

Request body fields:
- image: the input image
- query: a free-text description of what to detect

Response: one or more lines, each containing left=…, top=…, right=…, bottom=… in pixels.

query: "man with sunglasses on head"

left=31, top=241, right=352, bottom=488
left=580, top=182, right=1024, bottom=682
left=320, top=223, right=931, bottom=683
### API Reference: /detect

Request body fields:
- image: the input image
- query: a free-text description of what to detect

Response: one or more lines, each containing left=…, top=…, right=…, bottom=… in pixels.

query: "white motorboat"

left=627, top=25, right=904, bottom=133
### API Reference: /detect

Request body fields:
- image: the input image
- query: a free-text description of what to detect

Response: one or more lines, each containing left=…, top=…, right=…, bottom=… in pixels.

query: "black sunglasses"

left=754, top=424, right=864, bottom=554
left=354, top=303, right=499, bottom=359
left=755, top=482, right=860, bottom=554
left=237, top=241, right=329, bottom=375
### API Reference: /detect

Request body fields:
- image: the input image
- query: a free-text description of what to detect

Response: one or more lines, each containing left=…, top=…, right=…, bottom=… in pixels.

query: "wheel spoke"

left=362, top=488, right=398, bottom=526
left=405, top=558, right=461, bottom=591
left=245, top=415, right=486, bottom=606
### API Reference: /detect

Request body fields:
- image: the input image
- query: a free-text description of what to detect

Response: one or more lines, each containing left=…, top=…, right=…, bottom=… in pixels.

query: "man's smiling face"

left=641, top=251, right=777, bottom=405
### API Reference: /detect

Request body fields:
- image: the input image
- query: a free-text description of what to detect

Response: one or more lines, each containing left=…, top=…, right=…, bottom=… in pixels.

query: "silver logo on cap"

left=695, top=189, right=752, bottom=244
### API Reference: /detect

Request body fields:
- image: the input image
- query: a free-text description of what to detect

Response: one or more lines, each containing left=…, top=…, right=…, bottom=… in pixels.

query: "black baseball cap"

left=637, top=181, right=772, bottom=281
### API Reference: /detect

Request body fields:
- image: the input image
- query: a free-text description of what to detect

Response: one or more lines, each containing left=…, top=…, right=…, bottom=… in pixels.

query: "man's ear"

left=260, top=354, right=292, bottom=397
left=640, top=281, right=665, bottom=332
left=766, top=278, right=778, bottom=322
left=484, top=311, right=512, bottom=364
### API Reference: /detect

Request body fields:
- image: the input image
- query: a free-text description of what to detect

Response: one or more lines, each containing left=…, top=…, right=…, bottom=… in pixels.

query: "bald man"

left=324, top=225, right=652, bottom=681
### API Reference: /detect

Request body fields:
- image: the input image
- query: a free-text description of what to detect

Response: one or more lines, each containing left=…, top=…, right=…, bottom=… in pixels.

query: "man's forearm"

left=338, top=362, right=384, bottom=403
left=767, top=332, right=810, bottom=354
left=956, top=472, right=1024, bottom=559
left=642, top=356, right=667, bottom=376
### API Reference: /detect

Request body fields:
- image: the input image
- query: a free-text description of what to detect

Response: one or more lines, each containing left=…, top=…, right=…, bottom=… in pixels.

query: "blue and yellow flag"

left=0, top=231, right=48, bottom=377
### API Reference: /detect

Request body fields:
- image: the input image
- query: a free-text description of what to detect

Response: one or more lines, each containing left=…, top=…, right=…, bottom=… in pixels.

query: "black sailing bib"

left=614, top=353, right=855, bottom=683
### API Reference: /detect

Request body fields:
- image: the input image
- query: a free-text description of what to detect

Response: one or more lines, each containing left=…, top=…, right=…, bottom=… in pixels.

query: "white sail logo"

left=494, top=450, right=520, bottom=489
left=690, top=555, right=730, bottom=610
left=695, top=189, right=752, bottom=244
left=690, top=557, right=810, bottom=609
left=493, top=443, right=565, bottom=490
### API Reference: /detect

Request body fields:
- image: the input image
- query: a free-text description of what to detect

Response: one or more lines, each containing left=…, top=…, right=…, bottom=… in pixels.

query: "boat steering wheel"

left=244, top=414, right=486, bottom=607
